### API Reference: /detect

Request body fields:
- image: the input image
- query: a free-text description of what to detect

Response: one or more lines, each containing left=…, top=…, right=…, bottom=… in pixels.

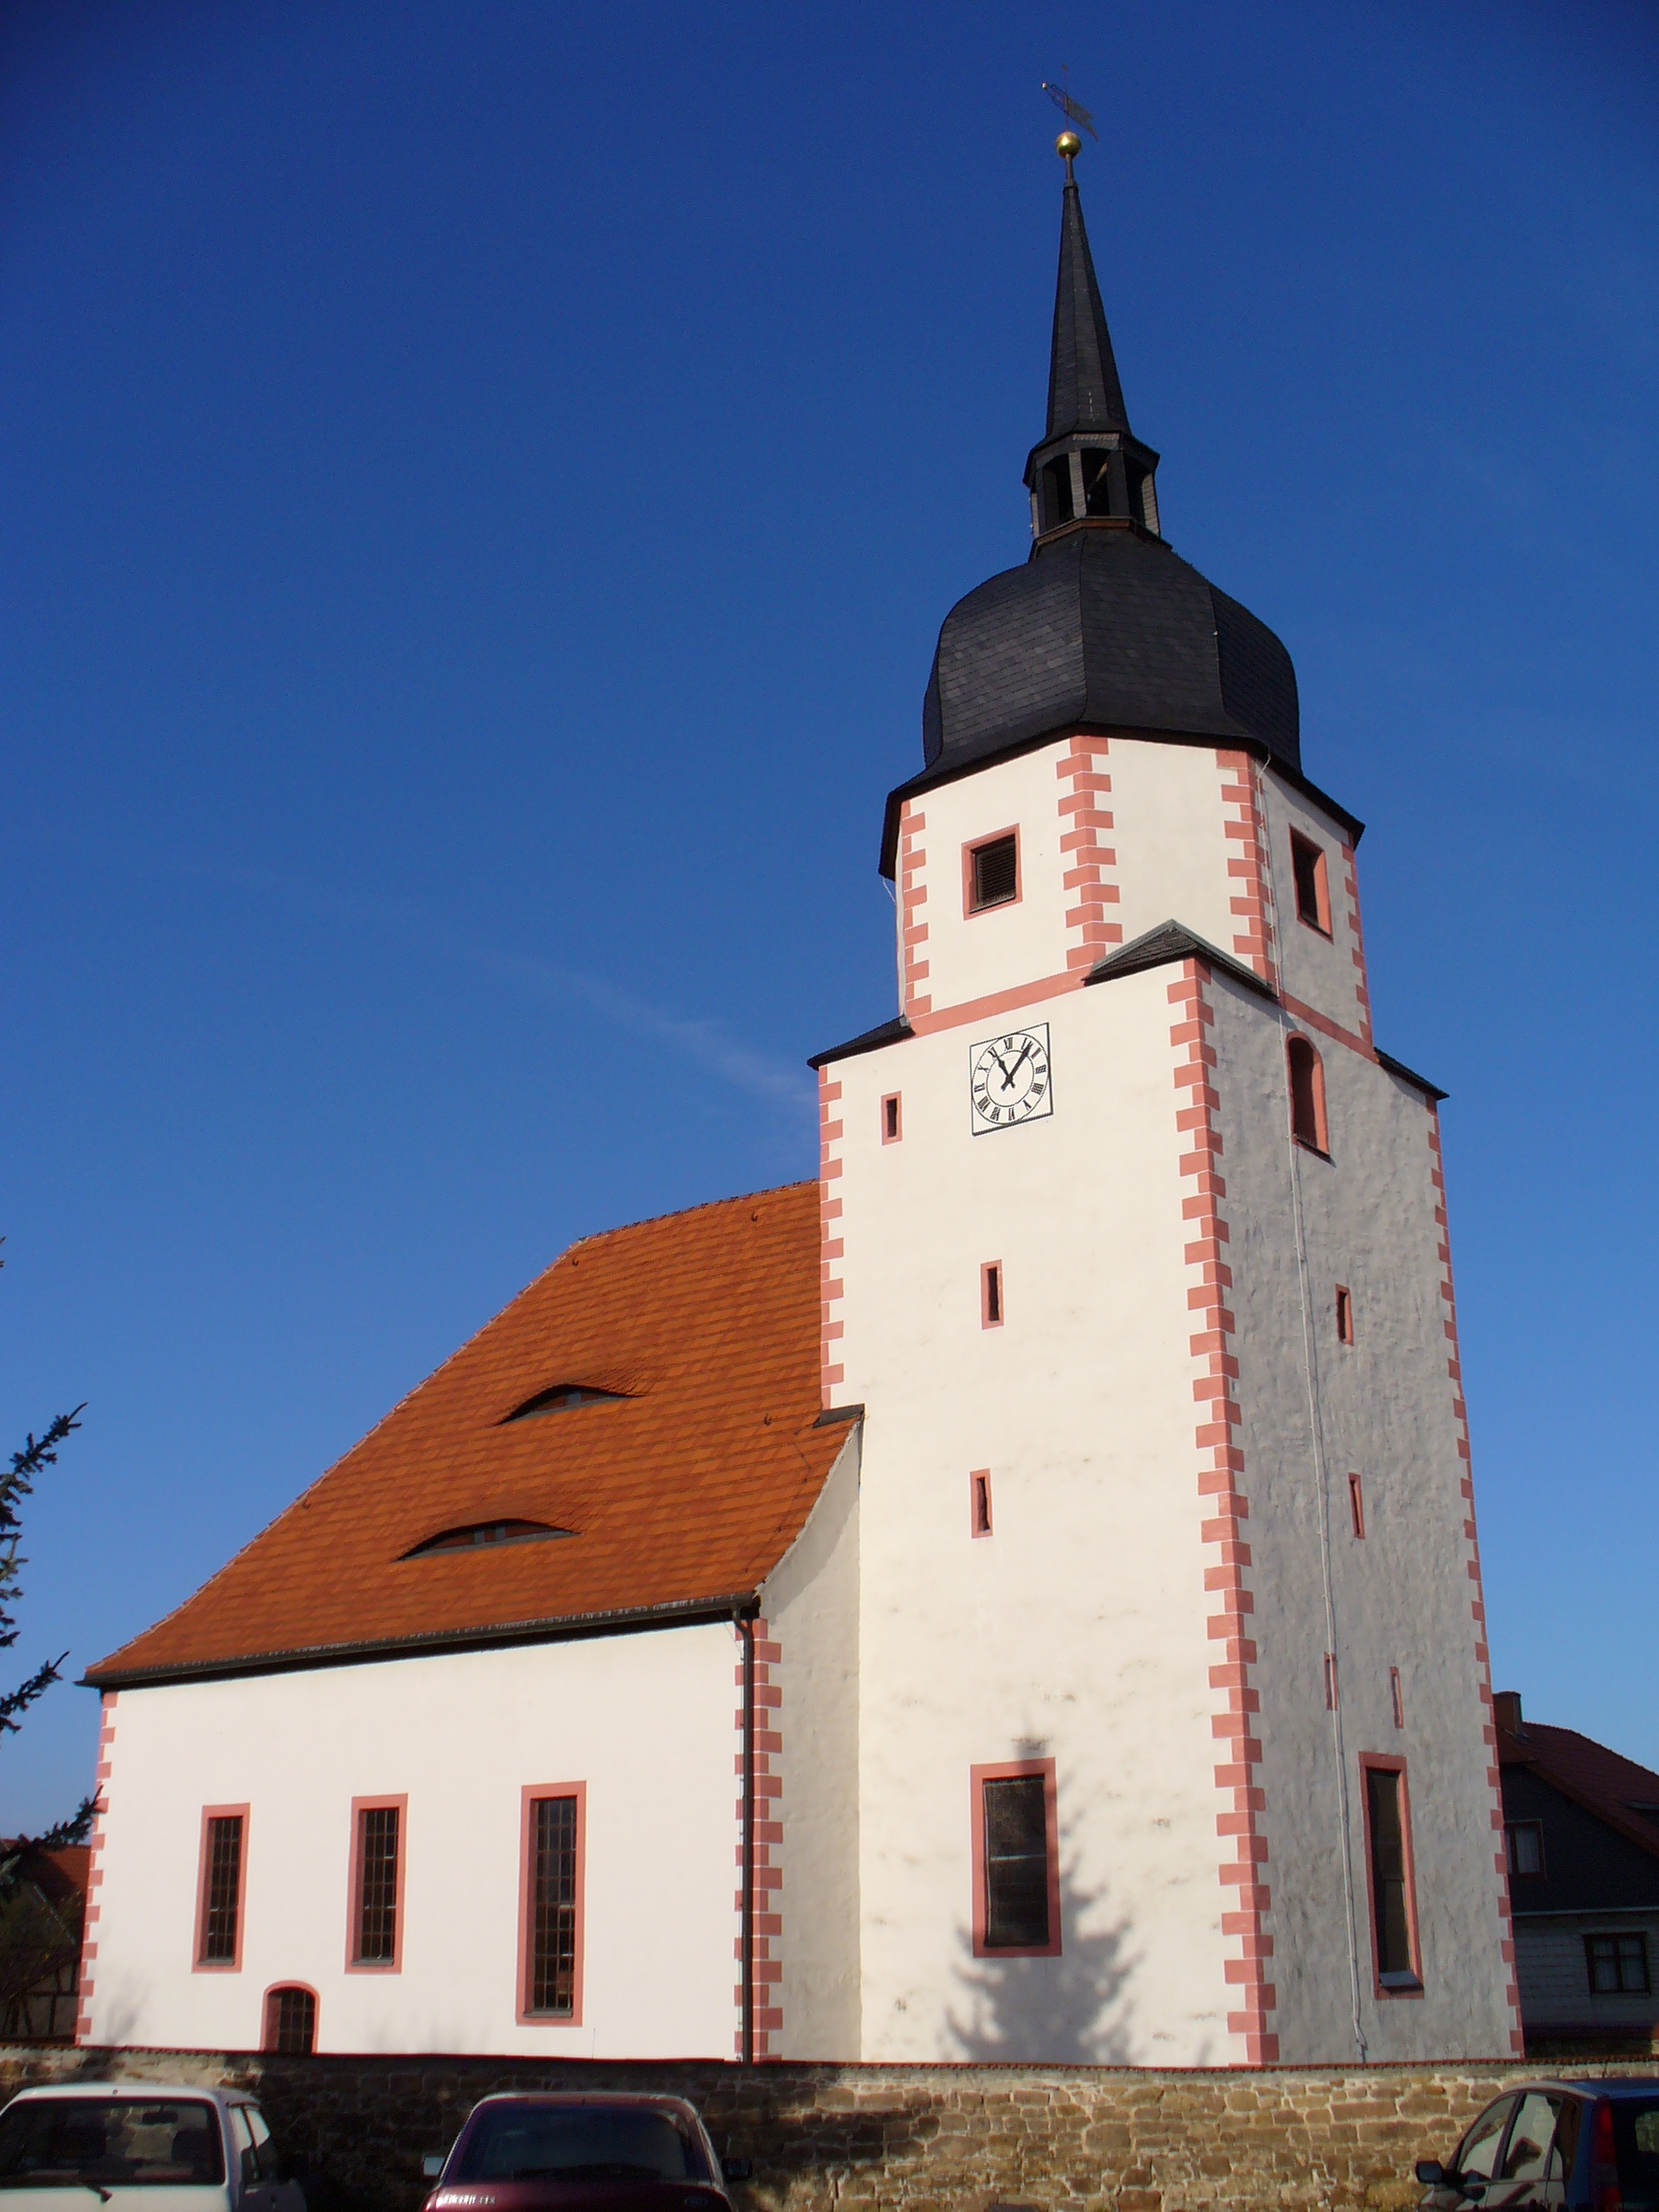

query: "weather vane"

left=1042, top=69, right=1096, bottom=179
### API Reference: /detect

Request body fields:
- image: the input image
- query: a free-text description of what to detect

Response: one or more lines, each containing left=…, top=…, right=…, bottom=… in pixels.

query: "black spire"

left=1023, top=157, right=1161, bottom=542
left=1046, top=178, right=1130, bottom=440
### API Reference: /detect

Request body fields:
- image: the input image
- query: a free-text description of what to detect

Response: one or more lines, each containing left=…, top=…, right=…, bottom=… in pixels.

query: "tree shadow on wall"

left=945, top=1847, right=1138, bottom=2063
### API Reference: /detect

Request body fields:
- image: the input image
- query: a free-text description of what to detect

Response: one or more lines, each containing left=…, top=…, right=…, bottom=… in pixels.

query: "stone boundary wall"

left=0, top=2048, right=1645, bottom=2212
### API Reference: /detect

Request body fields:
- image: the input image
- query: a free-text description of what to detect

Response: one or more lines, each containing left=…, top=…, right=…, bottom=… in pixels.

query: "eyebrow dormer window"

left=504, top=1384, right=627, bottom=1421
left=401, top=1520, right=574, bottom=1559
left=967, top=832, right=1019, bottom=914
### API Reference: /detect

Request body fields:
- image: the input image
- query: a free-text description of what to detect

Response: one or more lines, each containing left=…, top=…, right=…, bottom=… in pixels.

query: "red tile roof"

left=89, top=1185, right=846, bottom=1686
left=1499, top=1715, right=1659, bottom=1864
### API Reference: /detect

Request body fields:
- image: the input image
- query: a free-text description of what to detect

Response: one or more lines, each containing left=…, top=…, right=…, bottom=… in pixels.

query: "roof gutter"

left=82, top=1592, right=761, bottom=1693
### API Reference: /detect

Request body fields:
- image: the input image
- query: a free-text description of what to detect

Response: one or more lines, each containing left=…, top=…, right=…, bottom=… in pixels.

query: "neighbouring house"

left=0, top=1843, right=87, bottom=2041
left=1498, top=1691, right=1659, bottom=2050
left=74, top=148, right=1520, bottom=2069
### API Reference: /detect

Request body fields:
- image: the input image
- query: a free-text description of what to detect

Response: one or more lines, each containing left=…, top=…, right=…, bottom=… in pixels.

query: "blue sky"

left=2, top=0, right=1655, bottom=1829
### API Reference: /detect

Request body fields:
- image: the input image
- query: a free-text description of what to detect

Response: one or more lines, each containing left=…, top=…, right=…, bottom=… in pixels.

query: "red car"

left=421, top=2096, right=749, bottom=2212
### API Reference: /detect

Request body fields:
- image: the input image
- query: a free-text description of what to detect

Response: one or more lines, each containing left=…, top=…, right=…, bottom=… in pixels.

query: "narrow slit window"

left=1348, top=1474, right=1365, bottom=1539
left=263, top=1985, right=316, bottom=2055
left=1335, top=1286, right=1354, bottom=1345
left=1287, top=1035, right=1329, bottom=1152
left=974, top=1766, right=1058, bottom=1955
left=1324, top=1652, right=1339, bottom=1710
left=1364, top=1763, right=1422, bottom=1990
left=1390, top=1667, right=1405, bottom=1730
left=981, top=1262, right=1003, bottom=1329
left=967, top=832, right=1019, bottom=914
left=199, top=1813, right=245, bottom=1965
left=881, top=1093, right=902, bottom=1143
left=1506, top=1821, right=1545, bottom=1878
left=972, top=1471, right=993, bottom=1538
left=1289, top=831, right=1332, bottom=933
left=526, top=1793, right=580, bottom=2017
left=353, top=1804, right=401, bottom=1966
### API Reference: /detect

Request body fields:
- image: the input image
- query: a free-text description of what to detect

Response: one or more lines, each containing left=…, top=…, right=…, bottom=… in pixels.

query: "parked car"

left=421, top=2095, right=751, bottom=2212
left=1416, top=2079, right=1659, bottom=2211
left=0, top=2083, right=306, bottom=2212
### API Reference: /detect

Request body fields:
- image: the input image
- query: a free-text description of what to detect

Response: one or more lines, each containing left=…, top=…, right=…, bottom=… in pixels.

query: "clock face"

left=969, top=1023, right=1053, bottom=1134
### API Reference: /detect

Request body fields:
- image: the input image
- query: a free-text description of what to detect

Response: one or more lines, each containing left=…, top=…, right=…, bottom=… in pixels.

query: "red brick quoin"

left=1055, top=735, right=1123, bottom=972
left=734, top=1622, right=782, bottom=2058
left=818, top=1073, right=844, bottom=1406
left=73, top=1691, right=117, bottom=2046
left=899, top=802, right=930, bottom=1021
left=1170, top=957, right=1279, bottom=2063
left=1218, top=752, right=1278, bottom=991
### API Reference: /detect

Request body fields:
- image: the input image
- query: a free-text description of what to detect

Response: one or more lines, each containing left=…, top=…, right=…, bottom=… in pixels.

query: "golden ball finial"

left=1055, top=130, right=1081, bottom=159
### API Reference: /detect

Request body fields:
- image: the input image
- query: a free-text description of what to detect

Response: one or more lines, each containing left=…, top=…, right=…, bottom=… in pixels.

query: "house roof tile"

left=88, top=1183, right=841, bottom=1687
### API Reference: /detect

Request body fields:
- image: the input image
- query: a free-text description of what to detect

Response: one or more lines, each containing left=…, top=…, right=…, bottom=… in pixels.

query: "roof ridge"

left=566, top=1181, right=815, bottom=1253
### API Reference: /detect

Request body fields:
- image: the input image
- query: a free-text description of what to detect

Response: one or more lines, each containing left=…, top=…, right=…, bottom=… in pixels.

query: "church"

left=77, top=144, right=1521, bottom=2070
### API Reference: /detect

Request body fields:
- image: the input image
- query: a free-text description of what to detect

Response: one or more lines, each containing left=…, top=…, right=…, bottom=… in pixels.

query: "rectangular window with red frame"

left=348, top=1796, right=406, bottom=1970
left=517, top=1782, right=586, bottom=2024
left=1361, top=1759, right=1423, bottom=1993
left=195, top=1806, right=249, bottom=1968
left=971, top=1760, right=1060, bottom=1959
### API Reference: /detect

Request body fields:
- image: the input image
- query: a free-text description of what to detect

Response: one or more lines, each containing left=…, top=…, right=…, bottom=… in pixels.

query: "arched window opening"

left=1040, top=456, right=1074, bottom=530
left=1287, top=1035, right=1328, bottom=1153
left=1080, top=448, right=1114, bottom=517
left=263, top=1984, right=317, bottom=2056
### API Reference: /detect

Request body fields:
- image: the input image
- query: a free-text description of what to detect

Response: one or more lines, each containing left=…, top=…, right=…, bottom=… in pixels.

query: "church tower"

left=812, top=142, right=1520, bottom=2066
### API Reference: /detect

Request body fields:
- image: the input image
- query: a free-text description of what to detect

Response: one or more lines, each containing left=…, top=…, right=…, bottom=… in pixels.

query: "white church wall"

left=830, top=967, right=1237, bottom=2065
left=761, top=1427, right=862, bottom=2060
left=1100, top=737, right=1239, bottom=957
left=1204, top=974, right=1516, bottom=2062
left=87, top=1625, right=737, bottom=2057
left=902, top=744, right=1073, bottom=1018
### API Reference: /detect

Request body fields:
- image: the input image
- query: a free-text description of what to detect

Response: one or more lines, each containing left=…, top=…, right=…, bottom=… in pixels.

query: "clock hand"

left=1000, top=1040, right=1035, bottom=1091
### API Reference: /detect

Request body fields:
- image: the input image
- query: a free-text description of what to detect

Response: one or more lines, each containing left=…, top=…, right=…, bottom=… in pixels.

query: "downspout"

left=735, top=1609, right=756, bottom=2065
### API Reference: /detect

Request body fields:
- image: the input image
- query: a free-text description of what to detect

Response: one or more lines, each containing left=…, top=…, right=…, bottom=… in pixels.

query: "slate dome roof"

left=922, top=524, right=1301, bottom=781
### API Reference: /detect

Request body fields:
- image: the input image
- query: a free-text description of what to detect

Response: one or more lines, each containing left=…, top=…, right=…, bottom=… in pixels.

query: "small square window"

left=881, top=1093, right=902, bottom=1143
left=1586, top=1933, right=1648, bottom=1994
left=966, top=832, right=1020, bottom=915
left=1335, top=1286, right=1355, bottom=1345
left=1506, top=1822, right=1545, bottom=1878
left=1290, top=831, right=1332, bottom=934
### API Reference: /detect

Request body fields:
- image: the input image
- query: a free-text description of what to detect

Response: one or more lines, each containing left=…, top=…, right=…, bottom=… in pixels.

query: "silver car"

left=0, top=2084, right=306, bottom=2212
